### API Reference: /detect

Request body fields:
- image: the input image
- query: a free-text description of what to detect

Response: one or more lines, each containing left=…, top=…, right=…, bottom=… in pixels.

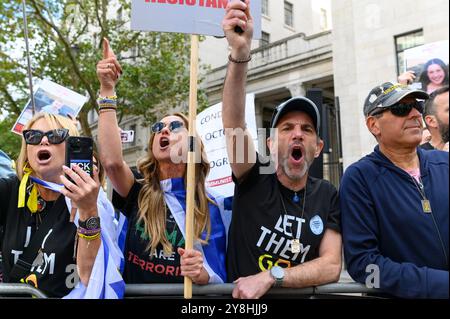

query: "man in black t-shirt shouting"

left=222, top=0, right=342, bottom=299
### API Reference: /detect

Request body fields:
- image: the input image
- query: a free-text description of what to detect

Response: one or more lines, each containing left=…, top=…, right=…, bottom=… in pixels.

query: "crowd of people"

left=0, top=0, right=448, bottom=299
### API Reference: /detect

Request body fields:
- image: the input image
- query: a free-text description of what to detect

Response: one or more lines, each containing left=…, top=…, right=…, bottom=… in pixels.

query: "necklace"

left=293, top=191, right=300, bottom=203
left=410, top=175, right=432, bottom=213
left=279, top=182, right=307, bottom=254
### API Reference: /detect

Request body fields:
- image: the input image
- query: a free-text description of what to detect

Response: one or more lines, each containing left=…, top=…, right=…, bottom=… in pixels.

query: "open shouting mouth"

left=37, top=149, right=52, bottom=164
left=290, top=145, right=304, bottom=165
left=159, top=137, right=170, bottom=150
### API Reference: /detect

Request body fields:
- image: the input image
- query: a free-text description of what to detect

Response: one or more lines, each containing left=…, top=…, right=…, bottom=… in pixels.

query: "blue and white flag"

left=161, top=178, right=232, bottom=284
left=29, top=176, right=126, bottom=299
left=63, top=188, right=126, bottom=299
left=30, top=176, right=127, bottom=299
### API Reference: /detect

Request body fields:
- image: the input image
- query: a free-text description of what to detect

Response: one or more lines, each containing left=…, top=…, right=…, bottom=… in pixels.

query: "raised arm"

left=96, top=38, right=134, bottom=198
left=60, top=164, right=102, bottom=286
left=398, top=71, right=416, bottom=85
left=222, top=0, right=256, bottom=181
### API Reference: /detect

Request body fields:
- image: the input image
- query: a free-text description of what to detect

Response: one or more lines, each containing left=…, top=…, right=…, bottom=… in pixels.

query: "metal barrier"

left=124, top=282, right=378, bottom=298
left=0, top=282, right=378, bottom=299
left=0, top=283, right=48, bottom=298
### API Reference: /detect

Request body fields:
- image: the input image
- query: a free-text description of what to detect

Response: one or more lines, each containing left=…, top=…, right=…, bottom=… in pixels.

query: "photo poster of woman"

left=404, top=40, right=449, bottom=94
left=11, top=79, right=88, bottom=135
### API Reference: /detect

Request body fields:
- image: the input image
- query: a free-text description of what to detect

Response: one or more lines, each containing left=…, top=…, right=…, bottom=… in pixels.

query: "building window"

left=260, top=31, right=270, bottom=47
left=284, top=1, right=294, bottom=27
left=262, top=0, right=269, bottom=16
left=395, top=30, right=424, bottom=75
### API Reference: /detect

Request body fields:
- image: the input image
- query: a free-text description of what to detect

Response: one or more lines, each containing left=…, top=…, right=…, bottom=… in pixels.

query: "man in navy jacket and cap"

left=340, top=82, right=449, bottom=298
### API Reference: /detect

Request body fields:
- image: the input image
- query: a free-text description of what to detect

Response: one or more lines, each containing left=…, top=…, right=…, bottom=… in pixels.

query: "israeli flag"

left=161, top=178, right=232, bottom=283
left=63, top=188, right=126, bottom=299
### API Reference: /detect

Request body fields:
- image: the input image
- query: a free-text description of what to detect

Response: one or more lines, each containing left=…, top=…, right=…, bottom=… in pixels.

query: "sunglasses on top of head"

left=22, top=129, right=69, bottom=145
left=369, top=101, right=424, bottom=117
left=151, top=120, right=184, bottom=134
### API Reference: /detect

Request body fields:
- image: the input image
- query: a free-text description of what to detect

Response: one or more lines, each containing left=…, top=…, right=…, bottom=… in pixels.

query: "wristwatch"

left=270, top=266, right=284, bottom=287
left=79, top=216, right=101, bottom=230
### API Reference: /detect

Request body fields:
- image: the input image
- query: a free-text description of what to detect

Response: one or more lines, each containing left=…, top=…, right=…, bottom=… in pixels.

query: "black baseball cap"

left=364, top=82, right=429, bottom=116
left=270, top=96, right=320, bottom=134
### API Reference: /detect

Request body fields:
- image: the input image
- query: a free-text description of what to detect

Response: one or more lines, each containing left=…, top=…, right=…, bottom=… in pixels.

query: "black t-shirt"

left=0, top=177, right=77, bottom=298
left=226, top=155, right=341, bottom=281
left=113, top=181, right=185, bottom=284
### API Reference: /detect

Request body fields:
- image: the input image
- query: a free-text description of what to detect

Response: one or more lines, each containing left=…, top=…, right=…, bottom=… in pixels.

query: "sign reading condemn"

left=196, top=94, right=258, bottom=197
left=131, top=0, right=261, bottom=38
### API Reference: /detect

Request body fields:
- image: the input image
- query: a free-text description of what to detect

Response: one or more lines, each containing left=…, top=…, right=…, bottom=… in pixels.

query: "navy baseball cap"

left=364, top=82, right=429, bottom=116
left=270, top=96, right=320, bottom=134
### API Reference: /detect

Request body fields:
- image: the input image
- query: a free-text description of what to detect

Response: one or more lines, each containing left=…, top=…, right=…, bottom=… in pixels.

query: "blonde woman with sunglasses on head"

left=97, top=39, right=230, bottom=286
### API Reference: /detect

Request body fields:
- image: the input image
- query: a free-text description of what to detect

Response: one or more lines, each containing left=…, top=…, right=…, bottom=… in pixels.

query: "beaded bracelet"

left=77, top=227, right=101, bottom=236
left=98, top=106, right=117, bottom=111
left=228, top=54, right=252, bottom=64
left=98, top=101, right=117, bottom=106
left=97, top=95, right=118, bottom=109
left=98, top=98, right=116, bottom=103
left=77, top=231, right=101, bottom=241
left=97, top=101, right=117, bottom=106
left=98, top=102, right=117, bottom=108
left=98, top=95, right=117, bottom=101
left=98, top=104, right=117, bottom=110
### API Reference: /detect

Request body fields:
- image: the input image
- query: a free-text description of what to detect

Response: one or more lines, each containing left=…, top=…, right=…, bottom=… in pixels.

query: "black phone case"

left=65, top=136, right=93, bottom=179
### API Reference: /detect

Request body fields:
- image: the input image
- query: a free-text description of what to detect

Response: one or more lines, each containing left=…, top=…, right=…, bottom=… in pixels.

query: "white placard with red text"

left=131, top=0, right=261, bottom=38
left=196, top=93, right=257, bottom=197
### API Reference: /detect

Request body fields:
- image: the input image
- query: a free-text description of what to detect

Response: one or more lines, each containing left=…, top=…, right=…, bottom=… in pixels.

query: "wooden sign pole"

left=184, top=34, right=199, bottom=299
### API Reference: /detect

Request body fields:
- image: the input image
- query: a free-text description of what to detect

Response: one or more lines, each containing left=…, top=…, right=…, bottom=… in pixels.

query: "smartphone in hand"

left=65, top=136, right=94, bottom=182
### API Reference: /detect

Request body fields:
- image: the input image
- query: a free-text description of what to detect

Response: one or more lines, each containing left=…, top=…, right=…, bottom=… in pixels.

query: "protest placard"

left=131, top=0, right=261, bottom=38
left=11, top=79, right=88, bottom=135
left=196, top=93, right=257, bottom=197
left=404, top=40, right=449, bottom=93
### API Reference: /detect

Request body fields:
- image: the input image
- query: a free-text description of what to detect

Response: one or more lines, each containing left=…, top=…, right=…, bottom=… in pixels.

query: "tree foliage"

left=0, top=0, right=206, bottom=158
left=0, top=116, right=21, bottom=159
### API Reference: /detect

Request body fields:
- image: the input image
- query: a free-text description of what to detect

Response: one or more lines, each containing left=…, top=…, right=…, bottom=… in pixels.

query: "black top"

left=0, top=176, right=77, bottom=298
left=113, top=181, right=185, bottom=284
left=419, top=142, right=435, bottom=151
left=226, top=155, right=341, bottom=281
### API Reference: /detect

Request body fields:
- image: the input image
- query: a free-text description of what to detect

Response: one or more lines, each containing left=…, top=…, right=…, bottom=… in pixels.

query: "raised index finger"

left=102, top=38, right=115, bottom=59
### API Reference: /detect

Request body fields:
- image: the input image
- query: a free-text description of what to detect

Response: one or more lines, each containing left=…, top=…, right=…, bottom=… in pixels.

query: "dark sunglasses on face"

left=22, top=129, right=69, bottom=145
left=151, top=120, right=184, bottom=134
left=369, top=101, right=424, bottom=117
